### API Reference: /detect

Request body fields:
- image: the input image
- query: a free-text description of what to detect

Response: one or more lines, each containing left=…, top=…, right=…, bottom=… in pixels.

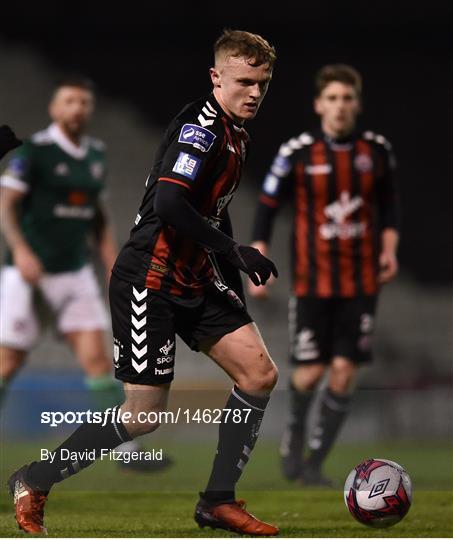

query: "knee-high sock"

left=280, top=383, right=314, bottom=458
left=26, top=406, right=132, bottom=491
left=203, top=386, right=270, bottom=504
left=306, top=387, right=351, bottom=470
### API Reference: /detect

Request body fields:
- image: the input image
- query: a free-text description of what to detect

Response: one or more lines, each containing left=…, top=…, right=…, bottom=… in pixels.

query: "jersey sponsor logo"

left=53, top=205, right=95, bottom=219
left=306, top=164, right=332, bottom=175
left=54, top=162, right=70, bottom=176
left=320, top=191, right=366, bottom=240
left=135, top=213, right=142, bottom=225
left=6, top=157, right=27, bottom=177
left=178, top=123, right=216, bottom=153
left=293, top=328, right=319, bottom=361
left=354, top=153, right=373, bottom=173
left=271, top=154, right=291, bottom=177
left=172, top=152, right=201, bottom=180
left=263, top=173, right=279, bottom=196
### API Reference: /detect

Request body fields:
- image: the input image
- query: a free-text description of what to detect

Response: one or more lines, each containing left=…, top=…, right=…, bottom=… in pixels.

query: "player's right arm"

left=0, top=143, right=43, bottom=283
left=249, top=143, right=294, bottom=297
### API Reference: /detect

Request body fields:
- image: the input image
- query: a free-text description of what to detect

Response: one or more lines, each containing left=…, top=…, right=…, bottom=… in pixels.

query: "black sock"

left=202, top=386, right=270, bottom=504
left=26, top=406, right=131, bottom=491
left=306, top=387, right=351, bottom=470
left=280, top=383, right=314, bottom=458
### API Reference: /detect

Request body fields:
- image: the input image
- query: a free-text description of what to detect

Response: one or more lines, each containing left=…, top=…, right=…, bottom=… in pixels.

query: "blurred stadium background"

left=0, top=1, right=452, bottom=515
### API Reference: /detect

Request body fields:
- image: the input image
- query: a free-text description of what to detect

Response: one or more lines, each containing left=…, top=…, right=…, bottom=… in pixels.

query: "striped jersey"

left=252, top=129, right=398, bottom=297
left=113, top=94, right=249, bottom=298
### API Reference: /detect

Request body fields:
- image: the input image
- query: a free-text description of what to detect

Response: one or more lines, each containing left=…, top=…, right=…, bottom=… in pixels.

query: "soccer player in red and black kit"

left=249, top=64, right=399, bottom=485
left=8, top=30, right=280, bottom=536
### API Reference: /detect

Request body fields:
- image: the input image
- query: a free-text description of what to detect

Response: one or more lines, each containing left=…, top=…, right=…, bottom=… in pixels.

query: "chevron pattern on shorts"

left=131, top=287, right=148, bottom=373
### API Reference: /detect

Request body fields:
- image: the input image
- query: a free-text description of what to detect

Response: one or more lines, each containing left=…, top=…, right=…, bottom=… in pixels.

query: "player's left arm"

left=92, top=199, right=118, bottom=284
left=376, top=140, right=400, bottom=283
left=212, top=210, right=246, bottom=303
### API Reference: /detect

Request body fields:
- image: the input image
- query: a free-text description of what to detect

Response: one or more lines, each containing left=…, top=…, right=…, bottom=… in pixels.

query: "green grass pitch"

left=1, top=439, right=452, bottom=537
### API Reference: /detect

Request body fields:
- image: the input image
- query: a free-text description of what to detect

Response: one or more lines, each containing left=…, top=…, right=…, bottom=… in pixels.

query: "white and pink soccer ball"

left=344, top=458, right=412, bottom=528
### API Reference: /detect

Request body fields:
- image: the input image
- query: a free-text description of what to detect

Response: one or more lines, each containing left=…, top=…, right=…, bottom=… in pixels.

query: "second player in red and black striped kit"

left=250, top=64, right=399, bottom=485
left=9, top=30, right=280, bottom=536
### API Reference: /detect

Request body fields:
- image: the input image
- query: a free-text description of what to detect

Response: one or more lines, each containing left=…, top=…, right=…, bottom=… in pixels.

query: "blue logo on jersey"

left=178, top=124, right=216, bottom=153
left=7, top=157, right=27, bottom=177
left=172, top=152, right=201, bottom=180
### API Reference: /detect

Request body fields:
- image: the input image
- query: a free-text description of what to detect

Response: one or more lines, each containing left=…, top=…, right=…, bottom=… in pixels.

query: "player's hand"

left=13, top=245, right=43, bottom=284
left=378, top=250, right=398, bottom=283
left=0, top=125, right=22, bottom=160
left=247, top=241, right=272, bottom=298
left=225, top=243, right=278, bottom=286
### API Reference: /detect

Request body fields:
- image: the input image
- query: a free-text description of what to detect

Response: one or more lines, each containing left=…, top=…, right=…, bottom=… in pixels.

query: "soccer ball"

left=344, top=458, right=412, bottom=528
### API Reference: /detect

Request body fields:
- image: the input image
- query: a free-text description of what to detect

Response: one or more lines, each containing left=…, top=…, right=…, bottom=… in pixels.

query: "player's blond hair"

left=214, top=29, right=276, bottom=68
left=315, top=64, right=362, bottom=96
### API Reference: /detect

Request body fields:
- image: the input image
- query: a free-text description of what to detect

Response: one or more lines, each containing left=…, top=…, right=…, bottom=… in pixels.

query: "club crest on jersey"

left=172, top=152, right=201, bottom=180
left=90, top=162, right=104, bottom=180
left=178, top=124, right=216, bottom=153
left=54, top=162, right=70, bottom=176
left=354, top=153, right=373, bottom=173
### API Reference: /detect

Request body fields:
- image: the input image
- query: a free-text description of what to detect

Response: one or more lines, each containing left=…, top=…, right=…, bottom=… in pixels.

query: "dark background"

left=1, top=2, right=452, bottom=283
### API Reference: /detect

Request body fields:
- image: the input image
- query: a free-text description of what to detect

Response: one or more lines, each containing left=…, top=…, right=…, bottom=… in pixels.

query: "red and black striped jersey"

left=113, top=94, right=249, bottom=298
left=252, top=129, right=399, bottom=298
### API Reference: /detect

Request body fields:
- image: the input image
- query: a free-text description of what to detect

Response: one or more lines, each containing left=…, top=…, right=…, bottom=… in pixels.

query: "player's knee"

left=239, top=355, right=278, bottom=394
left=121, top=405, right=164, bottom=437
left=292, top=363, right=325, bottom=392
left=329, top=357, right=357, bottom=393
left=0, top=347, right=27, bottom=380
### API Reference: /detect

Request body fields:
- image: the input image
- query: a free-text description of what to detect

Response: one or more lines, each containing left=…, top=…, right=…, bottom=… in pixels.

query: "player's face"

left=210, top=56, right=272, bottom=124
left=49, top=86, right=94, bottom=137
left=314, top=82, right=360, bottom=137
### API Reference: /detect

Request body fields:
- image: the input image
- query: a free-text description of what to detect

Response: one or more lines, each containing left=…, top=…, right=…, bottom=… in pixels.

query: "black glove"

left=0, top=125, right=22, bottom=160
left=224, top=243, right=278, bottom=286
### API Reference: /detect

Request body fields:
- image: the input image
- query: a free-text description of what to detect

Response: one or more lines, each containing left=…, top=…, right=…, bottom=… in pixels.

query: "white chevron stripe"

left=131, top=315, right=146, bottom=329
left=131, top=329, right=146, bottom=345
left=132, top=287, right=147, bottom=301
left=206, top=101, right=216, bottom=114
left=131, top=301, right=146, bottom=316
left=132, top=359, right=148, bottom=373
left=202, top=106, right=216, bottom=118
left=198, top=114, right=214, bottom=127
left=132, top=343, right=147, bottom=359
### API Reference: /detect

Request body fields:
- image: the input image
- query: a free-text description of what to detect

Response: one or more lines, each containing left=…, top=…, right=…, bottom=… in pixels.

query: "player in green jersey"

left=0, top=77, right=171, bottom=472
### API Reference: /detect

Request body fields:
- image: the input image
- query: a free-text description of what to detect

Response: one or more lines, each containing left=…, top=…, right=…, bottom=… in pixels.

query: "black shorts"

left=109, top=273, right=253, bottom=385
left=289, top=296, right=377, bottom=365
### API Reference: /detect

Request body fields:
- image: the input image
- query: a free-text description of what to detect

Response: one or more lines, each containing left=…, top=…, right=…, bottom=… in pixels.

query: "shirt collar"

left=48, top=123, right=89, bottom=160
left=208, top=94, right=246, bottom=132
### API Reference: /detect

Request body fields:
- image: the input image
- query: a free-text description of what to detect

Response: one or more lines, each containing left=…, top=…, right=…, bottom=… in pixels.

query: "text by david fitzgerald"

left=41, top=448, right=163, bottom=465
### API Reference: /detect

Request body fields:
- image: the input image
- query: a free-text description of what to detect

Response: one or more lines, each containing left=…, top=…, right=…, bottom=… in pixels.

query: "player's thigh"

left=332, top=295, right=377, bottom=365
left=289, top=296, right=332, bottom=366
left=0, top=266, right=39, bottom=351
left=201, top=322, right=278, bottom=395
left=64, top=329, right=110, bottom=376
left=40, top=264, right=109, bottom=335
left=109, top=274, right=176, bottom=386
